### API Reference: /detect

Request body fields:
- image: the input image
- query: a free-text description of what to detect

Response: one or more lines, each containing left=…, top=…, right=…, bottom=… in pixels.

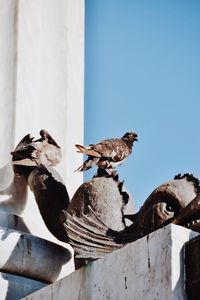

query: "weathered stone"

left=185, top=235, right=200, bottom=299
left=68, top=177, right=135, bottom=231
left=0, top=272, right=47, bottom=300
left=0, top=212, right=30, bottom=233
left=0, top=167, right=28, bottom=216
left=23, top=224, right=199, bottom=300
left=0, top=227, right=72, bottom=283
left=0, top=1, right=84, bottom=299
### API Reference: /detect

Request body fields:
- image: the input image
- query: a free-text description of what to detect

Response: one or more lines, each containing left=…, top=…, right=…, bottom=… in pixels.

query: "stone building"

left=0, top=1, right=199, bottom=299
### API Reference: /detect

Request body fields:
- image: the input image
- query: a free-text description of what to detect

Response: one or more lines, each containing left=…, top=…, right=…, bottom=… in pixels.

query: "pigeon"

left=75, top=132, right=138, bottom=174
left=11, top=130, right=62, bottom=176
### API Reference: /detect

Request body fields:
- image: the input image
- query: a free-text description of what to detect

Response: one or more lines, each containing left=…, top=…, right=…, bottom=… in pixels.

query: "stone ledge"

left=23, top=224, right=199, bottom=300
left=0, top=227, right=72, bottom=283
left=0, top=212, right=30, bottom=233
left=0, top=272, right=47, bottom=300
left=185, top=235, right=200, bottom=298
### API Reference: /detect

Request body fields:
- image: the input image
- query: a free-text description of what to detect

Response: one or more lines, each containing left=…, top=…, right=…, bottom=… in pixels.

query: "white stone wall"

left=0, top=1, right=84, bottom=298
left=0, top=0, right=17, bottom=166
left=0, top=0, right=84, bottom=194
left=0, top=0, right=84, bottom=239
left=23, top=225, right=199, bottom=300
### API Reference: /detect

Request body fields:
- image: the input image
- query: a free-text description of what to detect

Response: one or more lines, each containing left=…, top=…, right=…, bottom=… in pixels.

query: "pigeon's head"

left=122, top=132, right=138, bottom=142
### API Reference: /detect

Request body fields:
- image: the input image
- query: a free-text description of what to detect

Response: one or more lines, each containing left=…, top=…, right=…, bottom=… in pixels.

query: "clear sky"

left=84, top=0, right=200, bottom=210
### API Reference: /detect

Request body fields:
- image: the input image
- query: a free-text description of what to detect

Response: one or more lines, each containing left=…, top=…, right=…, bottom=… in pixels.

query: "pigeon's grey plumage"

left=11, top=130, right=62, bottom=176
left=75, top=132, right=138, bottom=174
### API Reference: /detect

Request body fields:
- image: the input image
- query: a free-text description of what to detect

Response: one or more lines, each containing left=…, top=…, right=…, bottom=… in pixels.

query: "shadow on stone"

left=0, top=272, right=47, bottom=300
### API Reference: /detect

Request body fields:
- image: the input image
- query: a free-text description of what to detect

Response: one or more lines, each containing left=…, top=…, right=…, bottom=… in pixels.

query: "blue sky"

left=84, top=0, right=200, bottom=209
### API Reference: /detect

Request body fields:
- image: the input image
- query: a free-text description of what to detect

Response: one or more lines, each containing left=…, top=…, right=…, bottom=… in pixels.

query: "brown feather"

left=75, top=144, right=102, bottom=157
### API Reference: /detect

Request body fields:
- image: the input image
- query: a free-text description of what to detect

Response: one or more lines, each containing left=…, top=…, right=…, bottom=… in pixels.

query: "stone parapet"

left=0, top=227, right=71, bottom=283
left=0, top=218, right=72, bottom=300
left=0, top=272, right=47, bottom=300
left=23, top=224, right=199, bottom=300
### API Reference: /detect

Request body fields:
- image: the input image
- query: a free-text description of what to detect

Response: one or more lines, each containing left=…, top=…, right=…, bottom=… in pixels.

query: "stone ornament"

left=9, top=131, right=200, bottom=266
left=66, top=174, right=200, bottom=259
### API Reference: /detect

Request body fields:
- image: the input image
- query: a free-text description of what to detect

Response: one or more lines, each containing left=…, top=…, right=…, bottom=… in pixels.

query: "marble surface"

left=0, top=227, right=72, bottom=283
left=0, top=1, right=84, bottom=298
left=0, top=0, right=17, bottom=167
left=0, top=0, right=84, bottom=236
left=0, top=0, right=84, bottom=271
left=15, top=0, right=84, bottom=197
left=23, top=224, right=199, bottom=300
left=0, top=272, right=46, bottom=300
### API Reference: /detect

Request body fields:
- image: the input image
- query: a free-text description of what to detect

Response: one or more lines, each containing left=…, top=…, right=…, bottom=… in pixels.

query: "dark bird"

left=11, top=130, right=62, bottom=176
left=75, top=132, right=138, bottom=174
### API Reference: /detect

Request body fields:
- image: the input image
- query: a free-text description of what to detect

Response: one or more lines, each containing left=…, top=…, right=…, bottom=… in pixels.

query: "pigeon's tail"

left=75, top=157, right=100, bottom=172
left=75, top=144, right=101, bottom=158
left=63, top=206, right=123, bottom=259
left=75, top=144, right=88, bottom=154
left=75, top=164, right=90, bottom=172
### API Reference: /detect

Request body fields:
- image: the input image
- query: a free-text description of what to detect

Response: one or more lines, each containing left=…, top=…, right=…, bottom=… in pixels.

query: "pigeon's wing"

left=39, top=129, right=61, bottom=148
left=12, top=130, right=62, bottom=167
left=91, top=139, right=130, bottom=161
left=11, top=134, right=36, bottom=162
left=64, top=206, right=124, bottom=259
left=75, top=144, right=102, bottom=158
left=13, top=134, right=34, bottom=151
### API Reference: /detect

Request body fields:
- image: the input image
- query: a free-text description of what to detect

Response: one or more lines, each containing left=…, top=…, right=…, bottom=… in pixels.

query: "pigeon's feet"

left=93, top=168, right=119, bottom=180
left=110, top=169, right=119, bottom=180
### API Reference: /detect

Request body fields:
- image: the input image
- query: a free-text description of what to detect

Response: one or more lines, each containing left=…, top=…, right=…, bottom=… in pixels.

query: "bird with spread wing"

left=11, top=129, right=62, bottom=175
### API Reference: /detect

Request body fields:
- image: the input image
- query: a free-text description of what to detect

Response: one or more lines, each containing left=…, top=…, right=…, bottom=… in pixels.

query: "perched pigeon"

left=11, top=130, right=62, bottom=174
left=75, top=132, right=138, bottom=174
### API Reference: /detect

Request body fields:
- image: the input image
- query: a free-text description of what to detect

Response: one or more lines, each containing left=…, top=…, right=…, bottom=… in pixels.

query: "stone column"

left=0, top=0, right=84, bottom=238
left=0, top=0, right=17, bottom=167
left=13, top=0, right=84, bottom=241
left=15, top=0, right=84, bottom=197
left=0, top=1, right=84, bottom=298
